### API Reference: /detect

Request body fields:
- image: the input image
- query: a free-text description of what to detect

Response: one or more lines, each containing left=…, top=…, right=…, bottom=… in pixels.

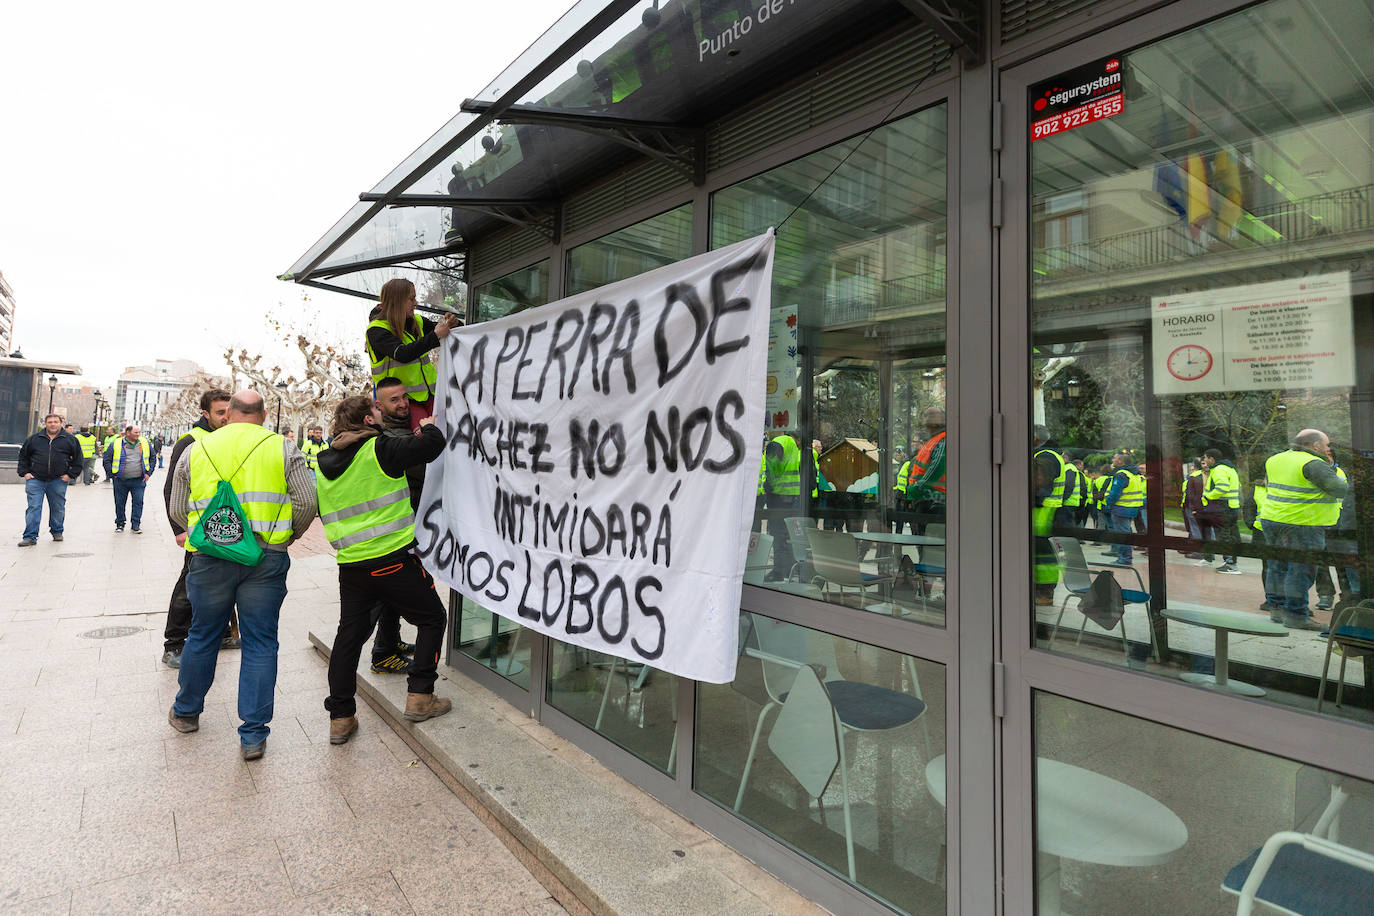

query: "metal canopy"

left=282, top=0, right=976, bottom=299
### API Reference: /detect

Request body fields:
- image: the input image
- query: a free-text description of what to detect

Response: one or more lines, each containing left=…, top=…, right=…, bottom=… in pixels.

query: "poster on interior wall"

left=415, top=232, right=776, bottom=684
left=1150, top=272, right=1354, bottom=395
left=764, top=305, right=799, bottom=431
left=1029, top=55, right=1125, bottom=142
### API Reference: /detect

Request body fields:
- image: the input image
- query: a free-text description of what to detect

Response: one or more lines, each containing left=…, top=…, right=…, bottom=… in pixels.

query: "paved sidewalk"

left=0, top=474, right=565, bottom=914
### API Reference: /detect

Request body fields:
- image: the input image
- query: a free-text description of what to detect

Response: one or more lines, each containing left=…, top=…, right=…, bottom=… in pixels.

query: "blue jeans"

left=1106, top=512, right=1135, bottom=562
left=175, top=550, right=291, bottom=747
left=1182, top=507, right=1202, bottom=540
left=23, top=478, right=67, bottom=541
left=112, top=477, right=146, bottom=528
left=1263, top=521, right=1324, bottom=618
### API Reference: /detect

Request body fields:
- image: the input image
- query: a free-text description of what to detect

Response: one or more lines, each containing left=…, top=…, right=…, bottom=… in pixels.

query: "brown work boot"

left=403, top=692, right=452, bottom=722
left=167, top=706, right=199, bottom=733
left=329, top=716, right=358, bottom=745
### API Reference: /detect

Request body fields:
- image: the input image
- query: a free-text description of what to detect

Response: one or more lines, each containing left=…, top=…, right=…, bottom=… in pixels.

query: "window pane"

left=1034, top=692, right=1374, bottom=914
left=713, top=104, right=949, bottom=627
left=565, top=204, right=693, bottom=297
left=472, top=260, right=550, bottom=322
left=454, top=261, right=552, bottom=689
left=696, top=612, right=947, bottom=913
left=1028, top=0, right=1374, bottom=726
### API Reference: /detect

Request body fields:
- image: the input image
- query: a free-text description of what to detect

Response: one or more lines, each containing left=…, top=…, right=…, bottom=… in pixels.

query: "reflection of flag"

left=1213, top=149, right=1243, bottom=238
left=1186, top=150, right=1211, bottom=239
left=1153, top=108, right=1188, bottom=220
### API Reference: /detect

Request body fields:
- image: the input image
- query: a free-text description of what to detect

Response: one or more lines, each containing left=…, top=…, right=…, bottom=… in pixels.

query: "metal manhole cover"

left=80, top=626, right=144, bottom=639
left=55, top=552, right=93, bottom=558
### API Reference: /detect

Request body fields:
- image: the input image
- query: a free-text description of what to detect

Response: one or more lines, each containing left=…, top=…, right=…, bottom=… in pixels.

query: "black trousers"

left=325, top=552, right=446, bottom=719
left=164, top=550, right=235, bottom=651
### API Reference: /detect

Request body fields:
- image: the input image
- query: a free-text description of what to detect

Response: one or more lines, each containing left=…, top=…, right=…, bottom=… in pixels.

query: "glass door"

left=999, top=0, right=1374, bottom=912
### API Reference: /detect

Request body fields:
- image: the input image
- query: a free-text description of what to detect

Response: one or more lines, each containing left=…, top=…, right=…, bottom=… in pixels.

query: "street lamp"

left=47, top=374, right=58, bottom=415
left=91, top=389, right=102, bottom=430
left=274, top=381, right=289, bottom=433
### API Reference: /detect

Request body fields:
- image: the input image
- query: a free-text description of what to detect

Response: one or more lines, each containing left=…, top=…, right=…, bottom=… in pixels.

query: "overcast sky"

left=0, top=0, right=574, bottom=388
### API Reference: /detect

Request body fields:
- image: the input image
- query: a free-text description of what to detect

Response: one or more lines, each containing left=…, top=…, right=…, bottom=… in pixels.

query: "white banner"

left=416, top=233, right=776, bottom=683
left=1151, top=272, right=1354, bottom=395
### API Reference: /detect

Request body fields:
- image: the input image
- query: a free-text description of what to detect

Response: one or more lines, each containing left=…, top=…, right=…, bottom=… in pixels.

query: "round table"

left=925, top=755, right=1187, bottom=914
left=1160, top=604, right=1289, bottom=697
left=851, top=531, right=945, bottom=546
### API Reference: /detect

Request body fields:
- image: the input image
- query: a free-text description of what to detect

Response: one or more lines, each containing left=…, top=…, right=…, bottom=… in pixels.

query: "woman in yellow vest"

left=316, top=395, right=451, bottom=743
left=365, top=278, right=461, bottom=432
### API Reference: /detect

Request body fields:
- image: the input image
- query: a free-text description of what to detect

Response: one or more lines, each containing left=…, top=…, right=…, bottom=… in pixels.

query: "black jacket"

left=164, top=417, right=214, bottom=536
left=18, top=431, right=83, bottom=481
left=316, top=424, right=445, bottom=566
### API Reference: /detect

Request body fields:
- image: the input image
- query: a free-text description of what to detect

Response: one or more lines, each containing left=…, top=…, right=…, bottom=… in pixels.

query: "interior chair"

left=1223, top=780, right=1374, bottom=915
left=900, top=522, right=946, bottom=612
left=732, top=614, right=929, bottom=822
left=743, top=531, right=774, bottom=587
left=1048, top=536, right=1160, bottom=662
left=761, top=657, right=926, bottom=882
left=806, top=527, right=893, bottom=606
left=1317, top=600, right=1374, bottom=713
left=782, top=516, right=816, bottom=580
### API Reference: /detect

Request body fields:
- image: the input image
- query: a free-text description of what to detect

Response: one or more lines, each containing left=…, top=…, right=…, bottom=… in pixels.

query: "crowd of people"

left=1032, top=425, right=1359, bottom=631
left=17, top=275, right=462, bottom=760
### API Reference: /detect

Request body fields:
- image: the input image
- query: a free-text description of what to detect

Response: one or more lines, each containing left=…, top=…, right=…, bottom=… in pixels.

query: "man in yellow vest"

left=1198, top=448, right=1242, bottom=574
left=300, top=426, right=326, bottom=471
left=1031, top=426, right=1069, bottom=604
left=1260, top=429, right=1347, bottom=630
left=762, top=433, right=802, bottom=580
left=166, top=391, right=318, bottom=760
left=102, top=425, right=154, bottom=532
left=1101, top=450, right=1145, bottom=567
left=74, top=427, right=98, bottom=484
left=160, top=389, right=233, bottom=669
left=317, top=394, right=450, bottom=743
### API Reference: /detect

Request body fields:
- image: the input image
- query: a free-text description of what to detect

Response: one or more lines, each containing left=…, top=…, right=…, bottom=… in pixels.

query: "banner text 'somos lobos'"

left=416, top=233, right=776, bottom=683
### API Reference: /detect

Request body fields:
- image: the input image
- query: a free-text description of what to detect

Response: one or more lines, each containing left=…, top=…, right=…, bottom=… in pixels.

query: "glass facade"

left=712, top=105, right=950, bottom=629
left=287, top=0, right=1374, bottom=912
left=1026, top=0, right=1374, bottom=726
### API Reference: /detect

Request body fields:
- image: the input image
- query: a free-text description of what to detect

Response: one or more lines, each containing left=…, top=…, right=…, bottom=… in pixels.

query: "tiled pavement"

left=0, top=473, right=566, bottom=914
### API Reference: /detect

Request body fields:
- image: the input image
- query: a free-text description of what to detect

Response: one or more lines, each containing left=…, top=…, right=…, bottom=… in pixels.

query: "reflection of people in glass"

left=1315, top=447, right=1361, bottom=613
left=1260, top=429, right=1347, bottom=630
left=1180, top=457, right=1210, bottom=561
left=762, top=434, right=802, bottom=581
left=1101, top=450, right=1145, bottom=567
left=1198, top=448, right=1242, bottom=574
left=900, top=407, right=947, bottom=533
left=1032, top=425, right=1070, bottom=605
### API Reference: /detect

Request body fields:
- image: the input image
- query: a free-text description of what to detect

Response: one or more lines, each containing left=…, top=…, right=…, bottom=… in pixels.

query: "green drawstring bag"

left=188, top=434, right=278, bottom=566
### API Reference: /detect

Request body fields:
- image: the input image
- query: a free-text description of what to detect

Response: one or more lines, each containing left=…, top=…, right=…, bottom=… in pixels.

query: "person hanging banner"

left=416, top=232, right=776, bottom=684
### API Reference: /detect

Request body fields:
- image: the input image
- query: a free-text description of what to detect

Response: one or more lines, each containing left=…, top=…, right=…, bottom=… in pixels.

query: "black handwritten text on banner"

left=416, top=233, right=776, bottom=683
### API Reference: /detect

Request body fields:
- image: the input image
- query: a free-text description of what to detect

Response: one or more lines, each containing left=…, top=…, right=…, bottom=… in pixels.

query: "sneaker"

left=1259, top=602, right=1280, bottom=612
left=51, top=534, right=63, bottom=542
left=396, top=641, right=415, bottom=656
left=1282, top=616, right=1325, bottom=632
left=1194, top=559, right=1211, bottom=567
left=115, top=525, right=124, bottom=532
left=167, top=706, right=199, bottom=733
left=162, top=649, right=182, bottom=669
left=131, top=526, right=142, bottom=534
left=371, top=654, right=411, bottom=674
left=1315, top=597, right=1334, bottom=611
left=1270, top=612, right=1286, bottom=624
left=1184, top=552, right=1203, bottom=560
left=17, top=539, right=35, bottom=547
left=241, top=740, right=266, bottom=761
left=1111, top=559, right=1133, bottom=567
left=1216, top=565, right=1242, bottom=575
left=220, top=636, right=241, bottom=650
left=329, top=716, right=358, bottom=745
left=403, top=692, right=452, bottom=722
left=1099, top=550, right=1117, bottom=557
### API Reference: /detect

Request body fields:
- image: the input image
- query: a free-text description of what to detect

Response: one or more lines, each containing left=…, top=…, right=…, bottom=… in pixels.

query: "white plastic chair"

left=806, top=527, right=893, bottom=606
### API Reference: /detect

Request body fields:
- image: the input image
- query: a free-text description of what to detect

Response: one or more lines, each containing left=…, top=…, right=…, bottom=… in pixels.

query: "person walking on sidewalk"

left=167, top=390, right=318, bottom=760
left=103, top=425, right=154, bottom=532
left=316, top=394, right=450, bottom=745
left=17, top=414, right=82, bottom=546
left=75, top=427, right=99, bottom=484
left=300, top=426, right=326, bottom=471
left=160, top=389, right=239, bottom=669
left=365, top=277, right=460, bottom=433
